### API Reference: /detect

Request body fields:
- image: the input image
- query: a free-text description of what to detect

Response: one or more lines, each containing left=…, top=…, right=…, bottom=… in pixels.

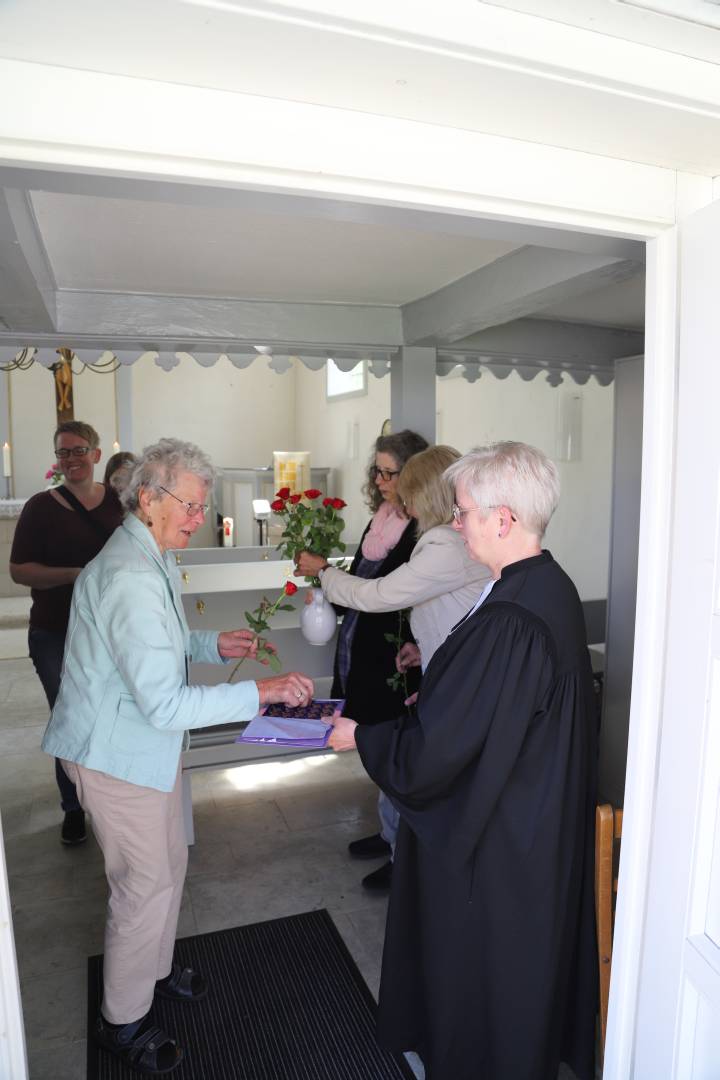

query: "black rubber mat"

left=87, top=908, right=415, bottom=1079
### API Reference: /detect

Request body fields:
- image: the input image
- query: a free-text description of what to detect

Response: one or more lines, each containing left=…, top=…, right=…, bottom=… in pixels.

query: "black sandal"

left=155, top=961, right=208, bottom=1003
left=95, top=1013, right=183, bottom=1075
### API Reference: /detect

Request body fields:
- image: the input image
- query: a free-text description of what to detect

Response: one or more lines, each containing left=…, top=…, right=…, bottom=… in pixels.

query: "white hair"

left=121, top=437, right=214, bottom=512
left=444, top=441, right=560, bottom=539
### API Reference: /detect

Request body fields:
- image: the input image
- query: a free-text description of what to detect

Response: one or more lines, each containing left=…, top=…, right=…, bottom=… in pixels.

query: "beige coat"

left=320, top=524, right=492, bottom=668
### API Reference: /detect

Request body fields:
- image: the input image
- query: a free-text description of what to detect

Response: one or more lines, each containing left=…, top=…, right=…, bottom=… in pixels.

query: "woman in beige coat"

left=296, top=445, right=492, bottom=889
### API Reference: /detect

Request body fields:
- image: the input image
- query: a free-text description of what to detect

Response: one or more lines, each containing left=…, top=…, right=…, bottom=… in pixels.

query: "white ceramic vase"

left=300, top=587, right=337, bottom=646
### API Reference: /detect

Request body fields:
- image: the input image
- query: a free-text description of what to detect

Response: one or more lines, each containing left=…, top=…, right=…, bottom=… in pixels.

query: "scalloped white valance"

left=1, top=345, right=616, bottom=386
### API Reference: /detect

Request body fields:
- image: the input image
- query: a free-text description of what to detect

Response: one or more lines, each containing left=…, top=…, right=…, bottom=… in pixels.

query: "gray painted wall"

left=598, top=354, right=643, bottom=807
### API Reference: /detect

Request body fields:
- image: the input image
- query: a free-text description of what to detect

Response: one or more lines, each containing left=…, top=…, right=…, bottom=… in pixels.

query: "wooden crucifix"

left=52, top=348, right=74, bottom=423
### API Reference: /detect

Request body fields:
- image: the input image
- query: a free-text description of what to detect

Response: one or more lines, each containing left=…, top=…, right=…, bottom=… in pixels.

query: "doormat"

left=87, top=908, right=415, bottom=1079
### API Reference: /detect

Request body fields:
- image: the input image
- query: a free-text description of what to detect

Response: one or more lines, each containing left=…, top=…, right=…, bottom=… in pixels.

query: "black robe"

left=356, top=551, right=598, bottom=1080
left=331, top=518, right=420, bottom=724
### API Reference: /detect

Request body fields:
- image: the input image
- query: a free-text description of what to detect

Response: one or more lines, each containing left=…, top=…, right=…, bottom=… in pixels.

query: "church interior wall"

left=436, top=371, right=613, bottom=601
left=6, top=355, right=613, bottom=603
left=9, top=363, right=67, bottom=499
left=131, top=354, right=298, bottom=469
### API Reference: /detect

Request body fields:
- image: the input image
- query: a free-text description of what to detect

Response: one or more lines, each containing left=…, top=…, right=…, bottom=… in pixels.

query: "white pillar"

left=390, top=347, right=437, bottom=443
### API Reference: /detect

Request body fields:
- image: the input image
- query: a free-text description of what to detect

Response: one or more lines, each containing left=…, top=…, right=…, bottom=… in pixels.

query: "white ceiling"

left=30, top=192, right=519, bottom=306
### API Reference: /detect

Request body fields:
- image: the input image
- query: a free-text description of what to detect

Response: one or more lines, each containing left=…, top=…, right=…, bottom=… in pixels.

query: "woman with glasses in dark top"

left=296, top=428, right=427, bottom=877
left=10, top=420, right=124, bottom=845
left=331, top=429, right=427, bottom=724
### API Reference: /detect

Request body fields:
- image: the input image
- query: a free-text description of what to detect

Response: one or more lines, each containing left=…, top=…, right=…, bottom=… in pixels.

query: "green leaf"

left=267, top=653, right=282, bottom=673
left=278, top=603, right=295, bottom=611
left=384, top=633, right=398, bottom=644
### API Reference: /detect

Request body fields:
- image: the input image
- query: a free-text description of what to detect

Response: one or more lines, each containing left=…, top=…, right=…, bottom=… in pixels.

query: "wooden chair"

left=595, top=803, right=623, bottom=1063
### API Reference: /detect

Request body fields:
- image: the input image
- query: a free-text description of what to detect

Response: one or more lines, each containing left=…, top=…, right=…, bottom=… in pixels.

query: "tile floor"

left=2, top=653, right=412, bottom=1079
left=2, top=650, right=583, bottom=1080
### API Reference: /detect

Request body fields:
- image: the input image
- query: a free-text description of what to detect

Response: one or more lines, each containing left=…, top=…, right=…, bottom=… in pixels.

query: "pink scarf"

left=362, top=500, right=408, bottom=561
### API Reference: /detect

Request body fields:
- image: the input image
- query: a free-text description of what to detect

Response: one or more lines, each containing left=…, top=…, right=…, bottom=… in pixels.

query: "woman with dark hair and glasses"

left=10, top=420, right=124, bottom=845
left=301, top=428, right=428, bottom=728
left=296, top=428, right=427, bottom=872
left=42, top=437, right=314, bottom=1075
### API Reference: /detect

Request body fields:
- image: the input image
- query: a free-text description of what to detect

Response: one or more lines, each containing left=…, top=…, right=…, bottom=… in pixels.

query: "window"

left=326, top=359, right=367, bottom=401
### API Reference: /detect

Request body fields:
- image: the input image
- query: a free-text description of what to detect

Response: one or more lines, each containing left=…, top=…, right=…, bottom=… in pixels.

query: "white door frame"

left=0, top=88, right=715, bottom=1065
left=602, top=226, right=681, bottom=1077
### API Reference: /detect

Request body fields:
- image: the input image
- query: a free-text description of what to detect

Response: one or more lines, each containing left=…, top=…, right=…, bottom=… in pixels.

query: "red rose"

left=322, top=497, right=333, bottom=507
left=284, top=581, right=298, bottom=595
left=270, top=499, right=286, bottom=512
left=289, top=493, right=302, bottom=504
left=332, top=498, right=347, bottom=510
left=304, top=489, right=322, bottom=500
left=276, top=487, right=291, bottom=500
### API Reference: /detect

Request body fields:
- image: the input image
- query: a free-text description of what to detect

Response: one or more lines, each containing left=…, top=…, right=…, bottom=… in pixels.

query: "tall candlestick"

left=2, top=442, right=11, bottom=478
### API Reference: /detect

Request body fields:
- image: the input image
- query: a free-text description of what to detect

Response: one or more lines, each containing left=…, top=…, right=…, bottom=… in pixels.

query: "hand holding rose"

left=218, top=629, right=269, bottom=661
left=396, top=642, right=422, bottom=673
left=295, top=551, right=329, bottom=579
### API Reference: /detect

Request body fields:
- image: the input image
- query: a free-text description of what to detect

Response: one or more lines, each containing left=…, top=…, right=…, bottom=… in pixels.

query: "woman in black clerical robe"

left=329, top=441, right=598, bottom=1080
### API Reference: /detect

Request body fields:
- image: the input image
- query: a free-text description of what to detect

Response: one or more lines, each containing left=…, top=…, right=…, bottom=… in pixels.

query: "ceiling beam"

left=453, top=317, right=643, bottom=362
left=402, top=247, right=643, bottom=345
left=53, top=290, right=403, bottom=348
left=0, top=188, right=56, bottom=332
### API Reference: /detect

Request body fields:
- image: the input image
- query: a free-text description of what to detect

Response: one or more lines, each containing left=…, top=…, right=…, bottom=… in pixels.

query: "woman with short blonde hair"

left=396, top=444, right=458, bottom=535
left=295, top=444, right=491, bottom=890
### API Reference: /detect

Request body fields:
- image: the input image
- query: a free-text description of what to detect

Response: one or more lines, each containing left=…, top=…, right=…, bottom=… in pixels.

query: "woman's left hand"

left=218, top=629, right=275, bottom=661
left=294, top=551, right=328, bottom=578
left=328, top=713, right=358, bottom=752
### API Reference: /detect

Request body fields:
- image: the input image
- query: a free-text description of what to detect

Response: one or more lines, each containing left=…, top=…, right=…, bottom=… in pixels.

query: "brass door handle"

left=182, top=572, right=190, bottom=584
left=196, top=599, right=205, bottom=614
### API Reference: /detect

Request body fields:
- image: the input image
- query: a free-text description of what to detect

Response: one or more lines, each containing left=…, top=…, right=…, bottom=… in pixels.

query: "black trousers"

left=28, top=627, right=81, bottom=812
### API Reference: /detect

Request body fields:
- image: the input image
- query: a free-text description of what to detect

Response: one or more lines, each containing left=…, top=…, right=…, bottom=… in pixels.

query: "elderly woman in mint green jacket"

left=42, top=438, right=313, bottom=1077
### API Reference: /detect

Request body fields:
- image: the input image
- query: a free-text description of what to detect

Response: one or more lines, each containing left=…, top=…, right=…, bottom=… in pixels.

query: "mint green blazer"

left=42, top=512, right=259, bottom=792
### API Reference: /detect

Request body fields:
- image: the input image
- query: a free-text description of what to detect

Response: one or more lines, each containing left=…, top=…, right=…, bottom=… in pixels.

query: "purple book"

left=238, top=699, right=344, bottom=748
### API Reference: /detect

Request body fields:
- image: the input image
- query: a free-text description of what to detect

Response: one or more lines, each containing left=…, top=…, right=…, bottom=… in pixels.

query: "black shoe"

left=362, top=860, right=393, bottom=891
left=348, top=833, right=392, bottom=860
left=61, top=809, right=86, bottom=846
left=95, top=1012, right=183, bottom=1075
left=155, top=962, right=208, bottom=1003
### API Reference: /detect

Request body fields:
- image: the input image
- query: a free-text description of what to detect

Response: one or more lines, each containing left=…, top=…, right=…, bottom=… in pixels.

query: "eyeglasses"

left=159, top=486, right=209, bottom=518
left=370, top=466, right=400, bottom=482
left=55, top=446, right=92, bottom=459
left=452, top=503, right=517, bottom=524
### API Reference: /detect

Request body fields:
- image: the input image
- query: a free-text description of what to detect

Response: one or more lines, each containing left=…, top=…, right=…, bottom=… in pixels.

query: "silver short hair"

left=444, top=441, right=560, bottom=539
left=121, top=438, right=215, bottom=512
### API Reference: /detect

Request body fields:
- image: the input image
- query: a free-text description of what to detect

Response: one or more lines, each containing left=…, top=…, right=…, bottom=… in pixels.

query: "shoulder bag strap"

left=55, top=484, right=114, bottom=541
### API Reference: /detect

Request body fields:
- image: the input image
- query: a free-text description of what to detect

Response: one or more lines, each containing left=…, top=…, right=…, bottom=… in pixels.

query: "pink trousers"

left=63, top=760, right=188, bottom=1024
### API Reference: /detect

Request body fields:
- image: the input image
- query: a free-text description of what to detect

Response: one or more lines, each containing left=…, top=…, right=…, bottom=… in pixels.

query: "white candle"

left=2, top=442, right=11, bottom=478
left=112, top=440, right=120, bottom=453
left=222, top=517, right=234, bottom=547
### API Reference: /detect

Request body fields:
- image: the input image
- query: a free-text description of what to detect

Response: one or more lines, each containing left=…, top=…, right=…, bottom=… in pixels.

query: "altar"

left=178, top=543, right=355, bottom=842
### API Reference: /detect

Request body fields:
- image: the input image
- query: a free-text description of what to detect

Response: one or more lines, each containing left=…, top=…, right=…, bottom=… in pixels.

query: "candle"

left=222, top=517, right=234, bottom=547
left=112, top=440, right=120, bottom=453
left=2, top=442, right=11, bottom=478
